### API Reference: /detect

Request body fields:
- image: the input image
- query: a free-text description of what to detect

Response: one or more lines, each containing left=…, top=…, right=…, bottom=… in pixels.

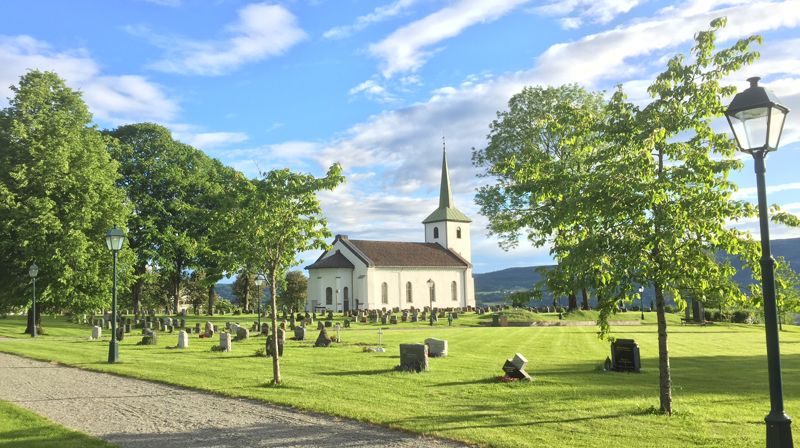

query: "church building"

left=305, top=149, right=476, bottom=311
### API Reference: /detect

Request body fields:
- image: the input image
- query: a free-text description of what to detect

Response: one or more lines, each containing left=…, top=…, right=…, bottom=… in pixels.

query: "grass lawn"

left=0, top=313, right=797, bottom=447
left=0, top=399, right=115, bottom=448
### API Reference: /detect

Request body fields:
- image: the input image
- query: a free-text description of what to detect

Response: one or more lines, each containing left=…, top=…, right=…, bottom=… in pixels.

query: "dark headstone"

left=314, top=328, right=333, bottom=347
left=139, top=329, right=158, bottom=345
left=294, top=327, right=306, bottom=341
left=501, top=353, right=532, bottom=381
left=266, top=335, right=284, bottom=357
left=611, top=339, right=641, bottom=372
left=325, top=320, right=333, bottom=328
left=317, top=321, right=325, bottom=330
left=399, top=344, right=428, bottom=372
left=344, top=319, right=351, bottom=328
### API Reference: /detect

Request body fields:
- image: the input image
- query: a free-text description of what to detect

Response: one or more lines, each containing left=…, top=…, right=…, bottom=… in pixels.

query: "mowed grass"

left=0, top=314, right=798, bottom=447
left=0, top=399, right=115, bottom=448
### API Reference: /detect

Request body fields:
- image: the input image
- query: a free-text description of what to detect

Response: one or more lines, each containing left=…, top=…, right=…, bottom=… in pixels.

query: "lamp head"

left=105, top=226, right=126, bottom=252
left=28, top=263, right=38, bottom=278
left=725, top=77, right=789, bottom=154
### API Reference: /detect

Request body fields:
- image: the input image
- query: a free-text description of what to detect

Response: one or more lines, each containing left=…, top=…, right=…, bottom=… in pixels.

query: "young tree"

left=474, top=20, right=762, bottom=415
left=279, top=271, right=308, bottom=313
left=233, top=164, right=343, bottom=384
left=0, top=71, right=131, bottom=330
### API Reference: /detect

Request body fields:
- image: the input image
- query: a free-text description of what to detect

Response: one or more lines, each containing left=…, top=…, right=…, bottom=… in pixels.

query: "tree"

left=232, top=271, right=257, bottom=312
left=279, top=271, right=308, bottom=313
left=0, top=71, right=131, bottom=331
left=474, top=20, right=762, bottom=415
left=107, top=123, right=223, bottom=314
left=233, top=164, right=344, bottom=384
left=505, top=290, right=532, bottom=308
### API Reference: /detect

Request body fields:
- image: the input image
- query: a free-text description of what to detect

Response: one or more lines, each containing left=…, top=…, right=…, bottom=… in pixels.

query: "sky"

left=1, top=0, right=799, bottom=275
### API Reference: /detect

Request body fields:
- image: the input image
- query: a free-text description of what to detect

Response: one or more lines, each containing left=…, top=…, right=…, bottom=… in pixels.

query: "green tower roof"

left=422, top=148, right=472, bottom=224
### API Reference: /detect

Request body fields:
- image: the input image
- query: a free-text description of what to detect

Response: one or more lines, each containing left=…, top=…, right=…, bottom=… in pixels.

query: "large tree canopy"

left=0, top=70, right=131, bottom=321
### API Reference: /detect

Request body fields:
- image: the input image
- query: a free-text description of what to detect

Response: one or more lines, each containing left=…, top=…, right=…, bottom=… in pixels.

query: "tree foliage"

left=279, top=271, right=308, bottom=313
left=0, top=70, right=132, bottom=321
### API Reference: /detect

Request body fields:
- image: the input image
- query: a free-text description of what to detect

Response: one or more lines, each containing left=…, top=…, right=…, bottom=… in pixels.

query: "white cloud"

left=324, top=0, right=419, bottom=39
left=348, top=79, right=396, bottom=102
left=734, top=182, right=800, bottom=200
left=179, top=131, right=248, bottom=150
left=0, top=35, right=178, bottom=125
left=144, top=3, right=307, bottom=76
left=534, top=0, right=644, bottom=28
left=369, top=0, right=533, bottom=78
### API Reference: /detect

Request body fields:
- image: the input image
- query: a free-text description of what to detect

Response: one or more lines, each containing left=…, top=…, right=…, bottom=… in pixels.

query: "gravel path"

left=0, top=352, right=467, bottom=448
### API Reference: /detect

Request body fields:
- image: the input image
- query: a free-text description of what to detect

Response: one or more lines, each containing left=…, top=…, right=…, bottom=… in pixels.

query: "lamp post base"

left=108, top=340, right=119, bottom=364
left=766, top=413, right=793, bottom=448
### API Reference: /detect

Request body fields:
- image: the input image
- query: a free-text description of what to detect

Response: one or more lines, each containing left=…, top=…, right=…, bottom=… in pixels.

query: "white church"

left=305, top=149, right=476, bottom=311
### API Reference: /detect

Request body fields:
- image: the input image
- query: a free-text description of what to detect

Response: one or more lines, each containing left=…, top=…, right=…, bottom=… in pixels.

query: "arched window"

left=451, top=281, right=458, bottom=301
left=406, top=282, right=413, bottom=303
left=433, top=227, right=439, bottom=238
left=381, top=282, right=389, bottom=304
left=325, top=287, right=333, bottom=305
left=456, top=227, right=462, bottom=239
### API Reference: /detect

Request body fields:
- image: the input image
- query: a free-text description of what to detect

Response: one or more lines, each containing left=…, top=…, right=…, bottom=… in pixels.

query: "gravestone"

left=294, top=326, right=306, bottom=341
left=178, top=330, right=189, bottom=349
left=116, top=327, right=125, bottom=341
left=278, top=328, right=286, bottom=343
left=266, top=335, right=284, bottom=357
left=167, top=325, right=174, bottom=333
left=344, top=319, right=351, bottom=328
left=399, top=344, right=428, bottom=372
left=156, top=320, right=163, bottom=331
left=235, top=327, right=249, bottom=341
left=402, top=312, right=408, bottom=322
left=381, top=315, right=387, bottom=325
left=139, top=329, right=158, bottom=345
left=91, top=326, right=102, bottom=340
left=425, top=338, right=448, bottom=357
left=195, top=323, right=201, bottom=334
left=106, top=320, right=112, bottom=330
left=179, top=318, right=186, bottom=328
left=204, top=322, right=214, bottom=338
left=314, top=328, right=333, bottom=347
left=219, top=332, right=232, bottom=352
left=411, top=313, right=418, bottom=323
left=124, top=323, right=131, bottom=333
left=317, top=321, right=325, bottom=330
left=420, top=311, right=427, bottom=322
left=325, top=320, right=333, bottom=328
left=501, top=353, right=532, bottom=381
left=261, top=323, right=269, bottom=336
left=610, top=339, right=641, bottom=372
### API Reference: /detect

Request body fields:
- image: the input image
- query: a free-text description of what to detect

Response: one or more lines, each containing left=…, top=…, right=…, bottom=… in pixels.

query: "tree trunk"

left=568, top=291, right=578, bottom=311
left=269, top=267, right=281, bottom=384
left=172, top=269, right=181, bottom=314
left=131, top=263, right=146, bottom=315
left=25, top=307, right=42, bottom=335
left=654, top=281, right=673, bottom=415
left=581, top=288, right=590, bottom=310
left=207, top=284, right=216, bottom=315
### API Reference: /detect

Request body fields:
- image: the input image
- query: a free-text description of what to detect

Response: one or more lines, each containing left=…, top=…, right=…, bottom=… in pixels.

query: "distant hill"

left=473, top=237, right=800, bottom=306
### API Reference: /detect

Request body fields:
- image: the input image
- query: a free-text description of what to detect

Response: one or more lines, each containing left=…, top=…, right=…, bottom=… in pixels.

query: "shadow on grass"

left=318, top=368, right=398, bottom=376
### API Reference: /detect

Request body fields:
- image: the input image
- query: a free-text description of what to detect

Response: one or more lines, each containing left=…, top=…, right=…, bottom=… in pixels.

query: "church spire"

left=439, top=137, right=454, bottom=209
left=422, top=139, right=471, bottom=224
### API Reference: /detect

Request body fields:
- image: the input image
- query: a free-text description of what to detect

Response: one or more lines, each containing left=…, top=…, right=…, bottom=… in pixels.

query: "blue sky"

left=1, top=0, right=799, bottom=274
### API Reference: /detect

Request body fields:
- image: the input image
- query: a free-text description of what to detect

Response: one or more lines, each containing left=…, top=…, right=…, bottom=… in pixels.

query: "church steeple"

left=423, top=141, right=471, bottom=224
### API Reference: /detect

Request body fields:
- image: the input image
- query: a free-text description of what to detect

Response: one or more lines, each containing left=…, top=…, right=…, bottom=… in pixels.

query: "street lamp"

left=726, top=76, right=792, bottom=447
left=105, top=226, right=125, bottom=364
left=255, top=273, right=266, bottom=333
left=28, top=263, right=38, bottom=338
left=638, top=286, right=645, bottom=320
left=427, top=279, right=434, bottom=326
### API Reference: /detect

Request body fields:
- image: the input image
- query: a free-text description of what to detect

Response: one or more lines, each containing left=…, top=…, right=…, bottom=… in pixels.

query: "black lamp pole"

left=106, top=227, right=125, bottom=364
left=726, top=77, right=792, bottom=447
left=29, top=263, right=38, bottom=338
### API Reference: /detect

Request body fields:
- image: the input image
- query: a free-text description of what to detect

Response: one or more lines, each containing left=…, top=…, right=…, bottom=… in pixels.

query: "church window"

left=433, top=227, right=439, bottom=238
left=451, top=281, right=458, bottom=301
left=325, top=287, right=333, bottom=305
left=457, top=227, right=462, bottom=239
left=381, top=282, right=389, bottom=304
left=406, top=282, right=413, bottom=303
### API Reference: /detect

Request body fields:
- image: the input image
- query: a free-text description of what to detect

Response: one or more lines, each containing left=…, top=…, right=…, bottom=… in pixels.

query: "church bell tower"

left=423, top=143, right=472, bottom=262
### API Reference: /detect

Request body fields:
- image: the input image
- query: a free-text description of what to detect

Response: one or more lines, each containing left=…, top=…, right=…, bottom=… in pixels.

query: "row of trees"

left=0, top=71, right=341, bottom=383
left=475, top=20, right=799, bottom=415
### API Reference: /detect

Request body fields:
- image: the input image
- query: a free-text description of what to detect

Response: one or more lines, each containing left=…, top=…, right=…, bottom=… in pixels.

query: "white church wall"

left=307, top=268, right=353, bottom=312
left=445, top=221, right=471, bottom=262
left=424, top=222, right=447, bottom=248
left=369, top=267, right=467, bottom=310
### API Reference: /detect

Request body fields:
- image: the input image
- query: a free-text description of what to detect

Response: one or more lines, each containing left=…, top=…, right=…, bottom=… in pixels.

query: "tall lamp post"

left=427, top=279, right=434, bottom=326
left=105, top=226, right=126, bottom=364
left=638, top=286, right=645, bottom=320
left=725, top=76, right=792, bottom=447
left=255, top=273, right=266, bottom=332
left=29, top=263, right=38, bottom=337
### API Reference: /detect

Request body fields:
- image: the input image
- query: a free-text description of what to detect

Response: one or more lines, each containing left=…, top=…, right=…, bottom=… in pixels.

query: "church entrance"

left=343, top=287, right=350, bottom=311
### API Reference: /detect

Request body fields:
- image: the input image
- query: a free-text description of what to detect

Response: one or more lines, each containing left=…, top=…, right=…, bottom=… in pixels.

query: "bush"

left=731, top=310, right=758, bottom=324
left=664, top=305, right=675, bottom=314
left=254, top=347, right=266, bottom=357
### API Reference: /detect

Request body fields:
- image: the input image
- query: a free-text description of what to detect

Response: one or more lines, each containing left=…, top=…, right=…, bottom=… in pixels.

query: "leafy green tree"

left=474, top=20, right=762, bottom=415
left=505, top=290, right=532, bottom=308
left=279, top=271, right=308, bottom=313
left=0, top=70, right=131, bottom=331
left=232, top=164, right=344, bottom=384
left=232, top=270, right=257, bottom=313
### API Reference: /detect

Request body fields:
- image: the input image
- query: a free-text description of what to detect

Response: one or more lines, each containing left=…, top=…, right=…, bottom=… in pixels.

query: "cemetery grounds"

left=0, top=311, right=798, bottom=447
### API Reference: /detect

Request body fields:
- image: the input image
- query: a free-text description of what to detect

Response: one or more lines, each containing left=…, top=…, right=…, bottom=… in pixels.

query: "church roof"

left=346, top=238, right=469, bottom=268
left=304, top=250, right=355, bottom=269
left=422, top=148, right=471, bottom=224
